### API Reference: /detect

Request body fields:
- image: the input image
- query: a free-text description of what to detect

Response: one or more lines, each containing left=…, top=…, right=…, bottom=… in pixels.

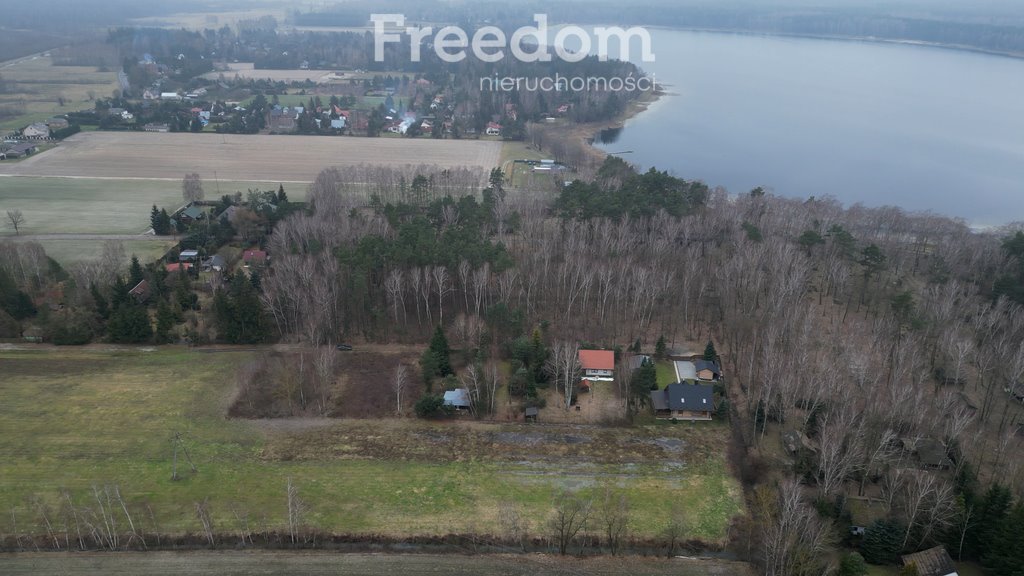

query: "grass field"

left=0, top=55, right=118, bottom=132
left=0, top=551, right=754, bottom=576
left=656, top=361, right=677, bottom=389
left=0, top=132, right=504, bottom=182
left=0, top=348, right=745, bottom=543
left=0, top=176, right=289, bottom=235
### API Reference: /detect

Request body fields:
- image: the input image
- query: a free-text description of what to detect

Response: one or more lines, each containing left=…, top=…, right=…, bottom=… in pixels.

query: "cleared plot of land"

left=26, top=238, right=178, bottom=267
left=0, top=348, right=744, bottom=543
left=0, top=55, right=118, bottom=132
left=202, top=63, right=376, bottom=84
left=0, top=132, right=504, bottom=181
left=0, top=176, right=285, bottom=235
left=0, top=551, right=753, bottom=576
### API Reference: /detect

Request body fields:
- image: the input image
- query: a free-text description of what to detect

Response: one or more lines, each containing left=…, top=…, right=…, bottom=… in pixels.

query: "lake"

left=593, top=29, right=1024, bottom=226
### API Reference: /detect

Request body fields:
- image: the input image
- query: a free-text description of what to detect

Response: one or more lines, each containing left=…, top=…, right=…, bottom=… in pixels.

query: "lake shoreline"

left=635, top=25, right=1024, bottom=62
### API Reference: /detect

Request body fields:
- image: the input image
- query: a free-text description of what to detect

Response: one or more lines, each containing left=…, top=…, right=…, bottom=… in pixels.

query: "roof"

left=902, top=546, right=958, bottom=576
left=443, top=389, right=471, bottom=408
left=203, top=255, right=226, bottom=268
left=181, top=206, right=204, bottom=220
left=524, top=407, right=539, bottom=417
left=675, top=361, right=697, bottom=380
left=695, top=360, right=720, bottom=374
left=166, top=263, right=192, bottom=272
left=626, top=354, right=650, bottom=372
left=243, top=249, right=267, bottom=262
left=650, top=389, right=670, bottom=411
left=665, top=383, right=714, bottom=411
left=579, top=350, right=615, bottom=371
left=179, top=249, right=200, bottom=259
left=916, top=439, right=952, bottom=468
left=128, top=279, right=149, bottom=296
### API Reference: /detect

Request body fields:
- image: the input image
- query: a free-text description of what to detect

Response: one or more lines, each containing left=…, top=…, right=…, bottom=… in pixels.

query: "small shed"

left=178, top=250, right=200, bottom=263
left=524, top=407, right=539, bottom=422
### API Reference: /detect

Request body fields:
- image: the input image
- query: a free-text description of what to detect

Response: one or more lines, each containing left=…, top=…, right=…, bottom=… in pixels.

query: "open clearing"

left=202, top=63, right=374, bottom=84
left=0, top=176, right=287, bottom=236
left=0, top=55, right=118, bottom=133
left=0, top=551, right=753, bottom=576
left=0, top=348, right=744, bottom=543
left=0, top=132, right=504, bottom=182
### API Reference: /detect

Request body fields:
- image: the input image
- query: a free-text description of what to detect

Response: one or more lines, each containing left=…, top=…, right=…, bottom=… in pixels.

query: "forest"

left=5, top=153, right=1024, bottom=571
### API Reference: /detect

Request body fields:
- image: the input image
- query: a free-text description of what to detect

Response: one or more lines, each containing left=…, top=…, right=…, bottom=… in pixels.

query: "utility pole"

left=170, top=432, right=198, bottom=481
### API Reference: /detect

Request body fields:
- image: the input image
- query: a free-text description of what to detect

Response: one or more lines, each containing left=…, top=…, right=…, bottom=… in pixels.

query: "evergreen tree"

left=90, top=283, right=109, bottom=319
left=107, top=305, right=152, bottom=343
left=150, top=205, right=162, bottom=233
left=963, top=483, right=1013, bottom=561
left=984, top=501, right=1024, bottom=576
left=128, top=256, right=144, bottom=287
left=277, top=183, right=288, bottom=204
left=630, top=358, right=658, bottom=413
left=158, top=208, right=172, bottom=235
left=837, top=552, right=869, bottom=576
left=155, top=300, right=175, bottom=343
left=654, top=335, right=667, bottom=359
left=703, top=340, right=718, bottom=362
left=428, top=325, right=453, bottom=376
left=861, top=518, right=906, bottom=564
left=212, top=273, right=268, bottom=344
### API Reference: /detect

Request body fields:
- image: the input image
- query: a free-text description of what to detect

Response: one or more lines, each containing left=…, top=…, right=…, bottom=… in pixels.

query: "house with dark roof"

left=180, top=205, right=205, bottom=223
left=579, top=349, right=615, bottom=381
left=650, top=383, right=715, bottom=421
left=128, top=280, right=151, bottom=303
left=202, top=254, right=227, bottom=272
left=902, top=546, right=958, bottom=576
left=626, top=354, right=651, bottom=372
left=695, top=360, right=721, bottom=381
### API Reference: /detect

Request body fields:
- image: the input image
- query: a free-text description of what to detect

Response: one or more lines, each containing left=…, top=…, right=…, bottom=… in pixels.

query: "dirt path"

left=0, top=551, right=752, bottom=576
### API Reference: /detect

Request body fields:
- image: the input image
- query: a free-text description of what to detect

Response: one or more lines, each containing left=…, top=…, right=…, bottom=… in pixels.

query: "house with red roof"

left=243, top=249, right=268, bottom=266
left=579, top=349, right=615, bottom=382
left=486, top=122, right=502, bottom=137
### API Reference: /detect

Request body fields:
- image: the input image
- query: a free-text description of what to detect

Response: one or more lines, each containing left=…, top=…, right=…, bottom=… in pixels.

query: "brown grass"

left=0, top=132, right=504, bottom=181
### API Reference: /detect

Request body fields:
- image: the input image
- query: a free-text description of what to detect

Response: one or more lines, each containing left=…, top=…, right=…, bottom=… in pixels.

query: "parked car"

left=335, top=344, right=353, bottom=351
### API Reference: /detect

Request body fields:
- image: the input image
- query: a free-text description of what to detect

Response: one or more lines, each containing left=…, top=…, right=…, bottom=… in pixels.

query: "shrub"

left=415, top=395, right=451, bottom=419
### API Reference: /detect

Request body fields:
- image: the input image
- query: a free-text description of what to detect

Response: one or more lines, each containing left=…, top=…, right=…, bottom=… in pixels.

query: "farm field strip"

left=0, top=132, right=504, bottom=182
left=0, top=348, right=744, bottom=542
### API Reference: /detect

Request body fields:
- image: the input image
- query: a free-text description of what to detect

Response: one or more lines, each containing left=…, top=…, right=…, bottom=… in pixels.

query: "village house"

left=901, top=546, right=958, bottom=576
left=178, top=250, right=200, bottom=263
left=443, top=388, right=472, bottom=412
left=201, top=255, right=227, bottom=273
left=143, top=122, right=170, bottom=133
left=0, top=142, right=38, bottom=160
left=579, top=349, right=615, bottom=382
left=165, top=262, right=192, bottom=273
left=695, top=360, right=721, bottom=381
left=650, top=383, right=715, bottom=421
left=243, top=249, right=268, bottom=267
left=46, top=117, right=69, bottom=130
left=486, top=122, right=502, bottom=137
left=128, top=280, right=151, bottom=304
left=22, top=123, right=50, bottom=139
left=179, top=205, right=205, bottom=224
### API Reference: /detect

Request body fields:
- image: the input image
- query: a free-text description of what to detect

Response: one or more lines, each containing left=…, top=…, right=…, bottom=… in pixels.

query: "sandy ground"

left=0, top=132, right=504, bottom=182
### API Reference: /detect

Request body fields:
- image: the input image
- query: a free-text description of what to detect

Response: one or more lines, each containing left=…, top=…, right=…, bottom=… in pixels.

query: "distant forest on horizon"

left=4, top=0, right=1024, bottom=60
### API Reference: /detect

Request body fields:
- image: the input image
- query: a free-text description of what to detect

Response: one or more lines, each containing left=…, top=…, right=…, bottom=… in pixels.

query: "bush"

left=415, top=395, right=451, bottom=419
left=838, top=552, right=869, bottom=576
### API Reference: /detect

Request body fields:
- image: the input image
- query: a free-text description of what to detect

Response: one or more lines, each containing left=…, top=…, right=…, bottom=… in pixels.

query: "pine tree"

left=654, top=335, right=667, bottom=359
left=128, top=256, right=144, bottom=287
left=107, top=305, right=152, bottom=343
left=429, top=325, right=453, bottom=377
left=703, top=340, right=718, bottom=362
left=277, top=184, right=288, bottom=204
left=150, top=205, right=161, bottom=233
left=861, top=518, right=905, bottom=564
left=158, top=208, right=172, bottom=235
left=90, top=283, right=109, bottom=319
left=155, top=300, right=175, bottom=343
